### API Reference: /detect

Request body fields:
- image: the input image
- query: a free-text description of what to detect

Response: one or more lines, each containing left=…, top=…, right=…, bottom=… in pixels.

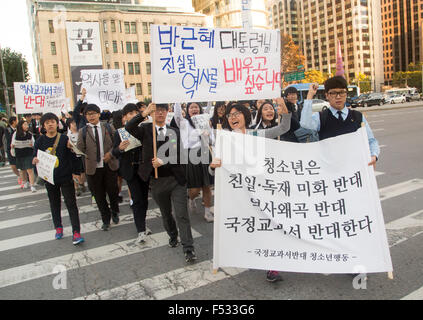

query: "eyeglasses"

left=328, top=91, right=348, bottom=98
left=226, top=111, right=242, bottom=119
left=85, top=112, right=98, bottom=116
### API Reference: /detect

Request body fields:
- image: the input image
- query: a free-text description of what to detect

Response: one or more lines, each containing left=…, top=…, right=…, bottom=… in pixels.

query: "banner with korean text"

left=213, top=127, right=393, bottom=274
left=151, top=25, right=281, bottom=103
left=14, top=82, right=66, bottom=115
left=81, top=69, right=125, bottom=111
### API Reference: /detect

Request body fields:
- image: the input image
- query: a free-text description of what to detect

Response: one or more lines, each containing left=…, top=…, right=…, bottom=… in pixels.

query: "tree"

left=281, top=33, right=305, bottom=85
left=352, top=72, right=371, bottom=93
left=302, top=69, right=325, bottom=84
left=0, top=47, right=30, bottom=108
left=392, top=63, right=422, bottom=92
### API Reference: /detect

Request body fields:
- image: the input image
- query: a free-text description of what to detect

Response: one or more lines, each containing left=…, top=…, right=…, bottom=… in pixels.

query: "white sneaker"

left=30, top=186, right=37, bottom=193
left=204, top=211, right=214, bottom=222
left=24, top=182, right=30, bottom=189
left=136, top=232, right=147, bottom=243
left=129, top=199, right=134, bottom=206
left=145, top=227, right=152, bottom=235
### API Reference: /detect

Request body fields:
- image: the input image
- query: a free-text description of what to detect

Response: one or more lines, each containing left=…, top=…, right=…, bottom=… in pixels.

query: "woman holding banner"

left=174, top=102, right=215, bottom=223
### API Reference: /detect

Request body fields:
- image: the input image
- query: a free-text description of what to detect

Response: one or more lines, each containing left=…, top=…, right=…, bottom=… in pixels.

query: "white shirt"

left=87, top=122, right=104, bottom=168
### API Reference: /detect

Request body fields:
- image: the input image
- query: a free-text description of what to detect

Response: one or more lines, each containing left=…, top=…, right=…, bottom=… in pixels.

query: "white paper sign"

left=151, top=25, right=281, bottom=103
left=124, top=86, right=138, bottom=104
left=213, top=128, right=393, bottom=274
left=118, top=128, right=142, bottom=152
left=14, top=82, right=66, bottom=115
left=36, top=150, right=57, bottom=185
left=68, top=139, right=86, bottom=156
left=81, top=69, right=125, bottom=111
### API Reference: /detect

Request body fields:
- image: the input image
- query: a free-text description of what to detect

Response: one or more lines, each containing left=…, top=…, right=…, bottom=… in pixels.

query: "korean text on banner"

left=14, top=82, right=66, bottom=115
left=81, top=69, right=125, bottom=111
left=151, top=25, right=281, bottom=103
left=36, top=150, right=57, bottom=185
left=213, top=127, right=393, bottom=274
left=118, top=128, right=142, bottom=152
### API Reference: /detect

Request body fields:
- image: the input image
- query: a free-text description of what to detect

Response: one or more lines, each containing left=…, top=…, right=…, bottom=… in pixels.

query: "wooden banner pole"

left=152, top=110, right=158, bottom=179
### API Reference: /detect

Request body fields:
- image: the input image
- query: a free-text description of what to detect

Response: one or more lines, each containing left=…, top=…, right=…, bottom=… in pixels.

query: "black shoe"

left=185, top=250, right=197, bottom=263
left=118, top=196, right=123, bottom=203
left=101, top=224, right=110, bottom=231
left=168, top=237, right=179, bottom=248
left=266, top=270, right=282, bottom=283
left=112, top=212, right=120, bottom=224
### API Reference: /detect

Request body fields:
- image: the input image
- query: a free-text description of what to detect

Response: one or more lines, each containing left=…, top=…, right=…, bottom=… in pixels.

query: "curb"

left=353, top=102, right=423, bottom=112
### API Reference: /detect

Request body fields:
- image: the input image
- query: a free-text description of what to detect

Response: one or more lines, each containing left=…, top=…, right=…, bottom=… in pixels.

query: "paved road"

left=0, top=104, right=422, bottom=301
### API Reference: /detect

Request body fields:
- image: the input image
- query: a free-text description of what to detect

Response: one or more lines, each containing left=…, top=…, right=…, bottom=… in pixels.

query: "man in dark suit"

left=126, top=103, right=197, bottom=263
left=112, top=103, right=150, bottom=243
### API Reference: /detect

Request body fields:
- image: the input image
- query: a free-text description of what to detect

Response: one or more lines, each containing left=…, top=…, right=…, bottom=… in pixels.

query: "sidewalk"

left=354, top=100, right=423, bottom=112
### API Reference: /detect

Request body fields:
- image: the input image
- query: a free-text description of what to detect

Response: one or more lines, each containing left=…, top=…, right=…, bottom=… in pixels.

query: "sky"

left=0, top=0, right=36, bottom=81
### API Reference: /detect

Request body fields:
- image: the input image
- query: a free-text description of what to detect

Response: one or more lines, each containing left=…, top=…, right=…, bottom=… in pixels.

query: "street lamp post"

left=0, top=44, right=11, bottom=117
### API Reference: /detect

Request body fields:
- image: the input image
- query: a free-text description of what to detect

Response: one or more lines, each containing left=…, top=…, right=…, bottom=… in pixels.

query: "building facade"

left=381, top=0, right=423, bottom=85
left=193, top=0, right=269, bottom=29
left=26, top=0, right=206, bottom=106
left=267, top=0, right=384, bottom=92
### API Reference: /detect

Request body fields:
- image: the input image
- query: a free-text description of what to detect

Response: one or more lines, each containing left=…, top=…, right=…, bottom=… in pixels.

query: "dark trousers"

left=45, top=179, right=80, bottom=233
left=150, top=176, right=194, bottom=253
left=86, top=164, right=119, bottom=225
left=126, top=172, right=149, bottom=233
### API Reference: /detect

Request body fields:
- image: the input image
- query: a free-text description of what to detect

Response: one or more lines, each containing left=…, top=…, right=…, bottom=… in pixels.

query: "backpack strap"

left=50, top=133, right=61, bottom=156
left=319, top=108, right=330, bottom=131
left=350, top=109, right=363, bottom=125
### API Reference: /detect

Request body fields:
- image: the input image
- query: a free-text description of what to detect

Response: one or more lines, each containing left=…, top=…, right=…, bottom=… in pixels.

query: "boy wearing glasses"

left=300, top=76, right=379, bottom=168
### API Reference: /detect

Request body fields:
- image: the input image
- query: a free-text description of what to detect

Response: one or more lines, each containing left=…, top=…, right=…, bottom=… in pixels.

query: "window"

left=114, top=62, right=119, bottom=69
left=48, top=20, right=54, bottom=33
left=148, top=82, right=151, bottom=95
left=119, top=20, right=122, bottom=33
left=146, top=62, right=151, bottom=74
left=103, top=20, right=108, bottom=33
left=130, top=22, right=137, bottom=34
left=142, top=22, right=148, bottom=34
left=51, top=42, right=56, bottom=55
left=126, top=42, right=132, bottom=54
left=144, top=42, right=150, bottom=54
left=132, top=42, right=138, bottom=54
left=134, top=62, right=140, bottom=74
left=113, top=40, right=118, bottom=53
left=111, top=20, right=116, bottom=32
left=121, top=41, right=124, bottom=53
left=105, top=41, right=109, bottom=54
left=107, top=62, right=110, bottom=69
left=136, top=83, right=142, bottom=95
left=128, top=62, right=134, bottom=75
left=53, top=64, right=59, bottom=78
left=124, top=22, right=130, bottom=34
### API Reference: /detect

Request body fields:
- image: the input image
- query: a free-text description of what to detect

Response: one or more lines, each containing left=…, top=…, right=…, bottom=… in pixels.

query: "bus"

left=282, top=83, right=360, bottom=104
left=385, top=87, right=417, bottom=96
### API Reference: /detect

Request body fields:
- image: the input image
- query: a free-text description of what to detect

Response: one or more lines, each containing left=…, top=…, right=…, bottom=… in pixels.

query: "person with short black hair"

left=33, top=112, right=84, bottom=245
left=4, top=116, right=20, bottom=182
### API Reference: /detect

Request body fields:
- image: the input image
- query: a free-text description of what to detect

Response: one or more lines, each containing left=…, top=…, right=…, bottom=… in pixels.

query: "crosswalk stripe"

left=0, top=209, right=162, bottom=252
left=75, top=260, right=246, bottom=300
left=372, top=128, right=385, bottom=132
left=378, top=179, right=423, bottom=201
left=401, top=286, right=423, bottom=300
left=374, top=171, right=384, bottom=177
left=0, top=229, right=202, bottom=289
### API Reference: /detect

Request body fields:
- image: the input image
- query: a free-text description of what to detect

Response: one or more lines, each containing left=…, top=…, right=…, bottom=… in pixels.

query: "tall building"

left=193, top=0, right=269, bottom=29
left=267, top=0, right=384, bottom=92
left=381, top=0, right=423, bottom=85
left=26, top=0, right=206, bottom=106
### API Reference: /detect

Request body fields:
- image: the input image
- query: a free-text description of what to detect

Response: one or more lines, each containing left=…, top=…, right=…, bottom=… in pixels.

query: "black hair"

left=284, top=86, right=298, bottom=96
left=136, top=101, right=146, bottom=109
left=324, top=76, right=348, bottom=92
left=16, top=119, right=30, bottom=138
left=83, top=104, right=101, bottom=115
left=225, top=103, right=251, bottom=131
left=66, top=117, right=76, bottom=128
left=156, top=103, right=169, bottom=111
left=122, top=103, right=138, bottom=116
left=112, top=110, right=123, bottom=129
left=100, top=110, right=112, bottom=121
left=8, top=116, right=17, bottom=126
left=210, top=101, right=226, bottom=129
left=40, top=112, right=59, bottom=129
left=185, top=102, right=204, bottom=128
left=254, top=100, right=277, bottom=128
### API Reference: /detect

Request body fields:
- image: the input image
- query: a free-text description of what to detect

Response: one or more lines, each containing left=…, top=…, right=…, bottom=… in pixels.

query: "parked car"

left=385, top=94, right=406, bottom=104
left=405, top=92, right=421, bottom=102
left=350, top=94, right=369, bottom=108
left=359, top=93, right=385, bottom=107
left=311, top=99, right=330, bottom=112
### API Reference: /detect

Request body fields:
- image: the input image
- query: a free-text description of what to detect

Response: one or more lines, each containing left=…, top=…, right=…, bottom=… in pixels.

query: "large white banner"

left=213, top=128, right=393, bottom=274
left=81, top=69, right=125, bottom=111
left=14, top=82, right=66, bottom=115
left=66, top=22, right=103, bottom=67
left=151, top=25, right=281, bottom=103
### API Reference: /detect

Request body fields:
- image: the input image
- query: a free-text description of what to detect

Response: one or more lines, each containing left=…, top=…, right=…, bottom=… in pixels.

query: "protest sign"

left=118, top=128, right=142, bottom=152
left=68, top=139, right=86, bottom=156
left=124, top=86, right=138, bottom=104
left=213, top=127, right=393, bottom=274
left=14, top=82, right=66, bottom=115
left=151, top=25, right=281, bottom=103
left=36, top=150, right=57, bottom=185
left=81, top=69, right=125, bottom=111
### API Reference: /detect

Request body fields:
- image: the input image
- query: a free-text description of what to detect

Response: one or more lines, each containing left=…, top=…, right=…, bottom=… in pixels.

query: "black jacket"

left=112, top=130, right=142, bottom=181
left=125, top=114, right=186, bottom=185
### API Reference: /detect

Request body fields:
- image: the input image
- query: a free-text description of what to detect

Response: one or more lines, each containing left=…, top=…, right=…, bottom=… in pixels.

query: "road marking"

left=0, top=184, right=27, bottom=192
left=0, top=229, right=202, bottom=289
left=372, top=128, right=385, bottom=132
left=378, top=179, right=423, bottom=201
left=374, top=171, right=385, bottom=177
left=75, top=260, right=246, bottom=300
left=369, top=120, right=385, bottom=124
left=401, top=286, right=423, bottom=300
left=379, top=145, right=387, bottom=148
left=385, top=209, right=423, bottom=230
left=0, top=209, right=162, bottom=252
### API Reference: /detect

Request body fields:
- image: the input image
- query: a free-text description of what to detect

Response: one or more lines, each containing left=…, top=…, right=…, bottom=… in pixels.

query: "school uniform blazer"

left=125, top=115, right=186, bottom=186
left=112, top=130, right=142, bottom=181
left=76, top=122, right=119, bottom=175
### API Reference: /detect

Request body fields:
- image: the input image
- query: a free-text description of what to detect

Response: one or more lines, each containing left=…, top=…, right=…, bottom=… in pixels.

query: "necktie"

left=94, top=125, right=101, bottom=162
left=337, top=111, right=343, bottom=121
left=158, top=127, right=165, bottom=141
